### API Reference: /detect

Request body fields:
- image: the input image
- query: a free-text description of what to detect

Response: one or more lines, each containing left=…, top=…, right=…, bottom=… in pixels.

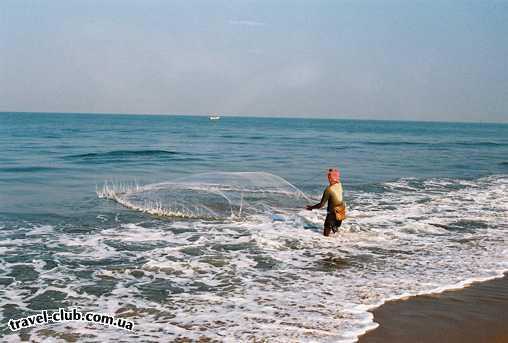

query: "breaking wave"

left=65, top=150, right=201, bottom=164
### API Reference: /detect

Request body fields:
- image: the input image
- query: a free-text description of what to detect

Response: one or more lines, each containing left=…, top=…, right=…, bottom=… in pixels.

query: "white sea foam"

left=1, top=175, right=507, bottom=342
left=25, top=225, right=54, bottom=236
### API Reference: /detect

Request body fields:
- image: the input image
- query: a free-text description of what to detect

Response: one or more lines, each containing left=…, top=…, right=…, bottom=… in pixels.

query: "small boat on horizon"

left=209, top=113, right=221, bottom=120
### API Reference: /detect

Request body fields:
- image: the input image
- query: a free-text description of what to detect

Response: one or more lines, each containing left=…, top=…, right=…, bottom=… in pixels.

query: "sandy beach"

left=359, top=273, right=508, bottom=343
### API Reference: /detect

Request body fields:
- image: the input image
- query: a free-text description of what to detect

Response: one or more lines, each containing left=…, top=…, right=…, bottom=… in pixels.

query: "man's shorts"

left=324, top=213, right=342, bottom=233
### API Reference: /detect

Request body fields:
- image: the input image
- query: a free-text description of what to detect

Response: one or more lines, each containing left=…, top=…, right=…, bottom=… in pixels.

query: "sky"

left=1, top=0, right=507, bottom=122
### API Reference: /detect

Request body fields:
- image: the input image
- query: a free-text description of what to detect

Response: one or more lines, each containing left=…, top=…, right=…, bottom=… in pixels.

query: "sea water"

left=0, top=112, right=507, bottom=342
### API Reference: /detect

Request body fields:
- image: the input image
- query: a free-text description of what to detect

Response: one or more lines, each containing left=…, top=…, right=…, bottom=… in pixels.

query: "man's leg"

left=331, top=220, right=342, bottom=233
left=324, top=215, right=332, bottom=236
left=323, top=226, right=332, bottom=236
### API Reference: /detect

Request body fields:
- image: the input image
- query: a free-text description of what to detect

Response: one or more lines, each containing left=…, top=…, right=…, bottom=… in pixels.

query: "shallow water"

left=1, top=112, right=507, bottom=342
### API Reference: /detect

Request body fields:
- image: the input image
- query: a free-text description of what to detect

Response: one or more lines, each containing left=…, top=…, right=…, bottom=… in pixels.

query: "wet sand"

left=359, top=273, right=508, bottom=343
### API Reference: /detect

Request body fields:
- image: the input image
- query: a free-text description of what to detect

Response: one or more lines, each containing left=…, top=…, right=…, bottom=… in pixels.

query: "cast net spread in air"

left=97, top=172, right=311, bottom=219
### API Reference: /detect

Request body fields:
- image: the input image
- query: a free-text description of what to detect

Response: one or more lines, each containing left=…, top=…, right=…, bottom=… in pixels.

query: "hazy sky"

left=1, top=0, right=507, bottom=122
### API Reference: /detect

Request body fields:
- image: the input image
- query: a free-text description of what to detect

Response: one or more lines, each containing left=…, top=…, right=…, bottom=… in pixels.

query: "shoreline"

left=358, top=272, right=508, bottom=343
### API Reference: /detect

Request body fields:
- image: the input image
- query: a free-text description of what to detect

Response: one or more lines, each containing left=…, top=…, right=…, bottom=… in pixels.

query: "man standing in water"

left=306, top=168, right=344, bottom=236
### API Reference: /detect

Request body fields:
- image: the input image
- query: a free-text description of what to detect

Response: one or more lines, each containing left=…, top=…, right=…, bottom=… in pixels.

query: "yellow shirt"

left=319, top=182, right=343, bottom=213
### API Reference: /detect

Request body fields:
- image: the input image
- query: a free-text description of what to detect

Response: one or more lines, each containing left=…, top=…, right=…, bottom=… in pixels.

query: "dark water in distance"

left=0, top=112, right=507, bottom=342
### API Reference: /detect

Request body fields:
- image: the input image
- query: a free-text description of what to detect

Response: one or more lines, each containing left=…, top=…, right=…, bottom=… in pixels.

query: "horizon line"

left=1, top=110, right=506, bottom=125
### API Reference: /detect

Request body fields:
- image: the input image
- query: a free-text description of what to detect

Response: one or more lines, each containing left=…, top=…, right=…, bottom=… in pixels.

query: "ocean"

left=1, top=112, right=507, bottom=342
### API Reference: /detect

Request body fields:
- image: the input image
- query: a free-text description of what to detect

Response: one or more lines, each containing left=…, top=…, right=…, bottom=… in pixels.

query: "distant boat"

left=209, top=113, right=221, bottom=120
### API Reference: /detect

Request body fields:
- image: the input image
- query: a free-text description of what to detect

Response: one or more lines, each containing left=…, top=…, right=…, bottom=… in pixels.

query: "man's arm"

left=306, top=188, right=329, bottom=210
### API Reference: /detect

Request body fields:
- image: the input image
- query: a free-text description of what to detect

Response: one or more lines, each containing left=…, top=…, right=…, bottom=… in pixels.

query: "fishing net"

left=98, top=172, right=311, bottom=219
